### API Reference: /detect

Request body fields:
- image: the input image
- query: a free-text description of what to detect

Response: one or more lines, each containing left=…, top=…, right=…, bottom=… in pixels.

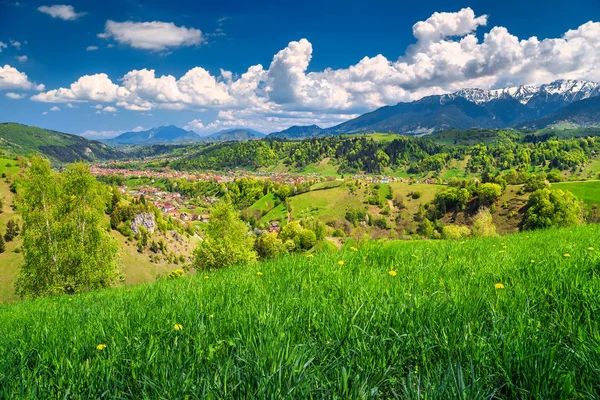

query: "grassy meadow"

left=552, top=181, right=600, bottom=206
left=1, top=225, right=599, bottom=398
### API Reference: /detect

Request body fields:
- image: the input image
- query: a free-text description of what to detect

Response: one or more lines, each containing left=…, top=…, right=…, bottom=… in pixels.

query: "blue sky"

left=0, top=0, right=599, bottom=137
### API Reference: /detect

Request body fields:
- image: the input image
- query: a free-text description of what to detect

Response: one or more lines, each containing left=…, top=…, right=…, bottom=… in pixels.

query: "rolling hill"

left=0, top=123, right=121, bottom=162
left=520, top=96, right=600, bottom=130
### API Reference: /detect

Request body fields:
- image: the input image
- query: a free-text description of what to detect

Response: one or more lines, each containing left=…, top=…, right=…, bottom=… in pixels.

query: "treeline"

left=165, top=133, right=600, bottom=176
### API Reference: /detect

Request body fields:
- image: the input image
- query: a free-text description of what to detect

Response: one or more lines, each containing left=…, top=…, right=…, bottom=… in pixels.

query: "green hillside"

left=1, top=225, right=599, bottom=398
left=0, top=123, right=121, bottom=162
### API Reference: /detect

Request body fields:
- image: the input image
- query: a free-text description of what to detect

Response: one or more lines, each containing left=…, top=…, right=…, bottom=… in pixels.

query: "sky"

left=0, top=0, right=599, bottom=138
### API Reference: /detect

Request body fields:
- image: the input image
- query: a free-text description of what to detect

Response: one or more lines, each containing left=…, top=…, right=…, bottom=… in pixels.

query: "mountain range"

left=269, top=79, right=600, bottom=139
left=104, top=126, right=265, bottom=146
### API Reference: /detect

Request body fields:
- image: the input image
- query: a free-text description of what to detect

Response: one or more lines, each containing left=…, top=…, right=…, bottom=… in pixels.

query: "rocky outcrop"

left=130, top=212, right=156, bottom=235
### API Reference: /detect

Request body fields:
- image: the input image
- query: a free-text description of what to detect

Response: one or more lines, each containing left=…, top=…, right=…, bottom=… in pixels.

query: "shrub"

left=254, top=232, right=285, bottom=259
left=471, top=208, right=497, bottom=237
left=167, top=269, right=185, bottom=279
left=442, top=225, right=471, bottom=240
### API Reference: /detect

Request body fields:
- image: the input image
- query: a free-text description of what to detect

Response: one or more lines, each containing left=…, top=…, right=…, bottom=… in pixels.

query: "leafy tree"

left=522, top=188, right=582, bottom=230
left=476, top=183, right=503, bottom=206
left=0, top=235, right=5, bottom=254
left=14, top=157, right=118, bottom=298
left=4, top=219, right=19, bottom=242
left=442, top=225, right=471, bottom=240
left=0, top=198, right=3, bottom=214
left=193, top=202, right=257, bottom=269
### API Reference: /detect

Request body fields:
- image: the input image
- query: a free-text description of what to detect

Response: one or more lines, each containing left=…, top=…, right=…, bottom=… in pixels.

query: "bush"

left=471, top=208, right=497, bottom=237
left=476, top=183, right=503, bottom=206
left=298, top=229, right=317, bottom=250
left=442, top=225, right=471, bottom=240
left=167, top=269, right=185, bottom=279
left=254, top=232, right=285, bottom=259
left=409, top=191, right=422, bottom=200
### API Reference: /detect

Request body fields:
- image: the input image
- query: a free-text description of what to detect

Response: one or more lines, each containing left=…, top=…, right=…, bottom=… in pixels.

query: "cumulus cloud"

left=38, top=5, right=86, bottom=21
left=50, top=106, right=60, bottom=111
left=0, top=64, right=45, bottom=91
left=103, top=106, right=117, bottom=112
left=99, top=20, right=203, bottom=51
left=184, top=119, right=205, bottom=134
left=6, top=92, right=25, bottom=99
left=86, top=45, right=98, bottom=51
left=15, top=55, right=27, bottom=62
left=28, top=8, right=600, bottom=131
left=10, top=40, right=22, bottom=50
left=0, top=42, right=7, bottom=52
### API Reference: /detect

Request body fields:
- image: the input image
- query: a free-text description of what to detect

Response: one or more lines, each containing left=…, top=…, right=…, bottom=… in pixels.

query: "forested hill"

left=0, top=123, right=122, bottom=163
left=165, top=131, right=600, bottom=176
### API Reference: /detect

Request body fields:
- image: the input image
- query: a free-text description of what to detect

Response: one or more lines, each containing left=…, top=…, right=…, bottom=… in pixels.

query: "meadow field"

left=552, top=181, right=600, bottom=206
left=1, top=225, right=599, bottom=398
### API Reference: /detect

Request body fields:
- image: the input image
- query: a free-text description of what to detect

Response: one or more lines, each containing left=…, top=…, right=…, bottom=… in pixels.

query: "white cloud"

left=38, top=5, right=86, bottom=21
left=103, top=106, right=117, bottom=112
left=184, top=119, right=205, bottom=133
left=86, top=45, right=99, bottom=51
left=50, top=106, right=60, bottom=111
left=0, top=42, right=7, bottom=52
left=0, top=64, right=45, bottom=91
left=26, top=8, right=600, bottom=131
left=10, top=40, right=22, bottom=50
left=66, top=102, right=78, bottom=108
left=6, top=92, right=25, bottom=99
left=15, top=55, right=27, bottom=62
left=99, top=20, right=203, bottom=51
left=42, top=111, right=48, bottom=115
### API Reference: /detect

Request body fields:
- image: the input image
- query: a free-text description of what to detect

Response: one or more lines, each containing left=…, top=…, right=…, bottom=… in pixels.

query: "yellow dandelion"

left=499, top=250, right=505, bottom=253
left=257, top=271, right=263, bottom=276
left=564, top=253, right=571, bottom=257
left=338, top=260, right=344, bottom=266
left=530, top=259, right=535, bottom=263
left=350, top=246, right=358, bottom=252
left=389, top=270, right=397, bottom=277
left=460, top=241, right=465, bottom=245
left=588, top=247, right=594, bottom=251
left=96, top=344, right=107, bottom=351
left=173, top=324, right=183, bottom=331
left=204, top=275, right=209, bottom=280
left=306, top=254, right=314, bottom=258
left=494, top=283, right=505, bottom=289
left=68, top=298, right=72, bottom=301
left=209, top=314, right=214, bottom=318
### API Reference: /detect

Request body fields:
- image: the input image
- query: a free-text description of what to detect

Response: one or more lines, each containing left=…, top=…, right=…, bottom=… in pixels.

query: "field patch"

left=552, top=181, right=600, bottom=206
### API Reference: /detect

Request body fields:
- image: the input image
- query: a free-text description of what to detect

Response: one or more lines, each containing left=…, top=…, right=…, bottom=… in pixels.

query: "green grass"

left=1, top=225, right=599, bottom=398
left=249, top=192, right=277, bottom=214
left=552, top=181, right=600, bottom=206
left=291, top=185, right=363, bottom=220
left=0, top=158, right=19, bottom=176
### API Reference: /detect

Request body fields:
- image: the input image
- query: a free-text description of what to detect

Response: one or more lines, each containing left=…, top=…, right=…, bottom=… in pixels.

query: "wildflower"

left=338, top=260, right=344, bottom=266
left=306, top=254, right=314, bottom=258
left=350, top=246, right=358, bottom=252
left=389, top=270, right=397, bottom=277
left=96, top=344, right=107, bottom=351
left=494, top=283, right=505, bottom=289
left=68, top=298, right=72, bottom=301
left=564, top=253, right=571, bottom=257
left=460, top=241, right=465, bottom=245
left=499, top=250, right=505, bottom=253
left=530, top=260, right=535, bottom=263
left=257, top=271, right=263, bottom=276
left=173, top=324, right=183, bottom=331
left=588, top=247, right=594, bottom=251
left=209, top=314, right=214, bottom=318
left=204, top=276, right=209, bottom=280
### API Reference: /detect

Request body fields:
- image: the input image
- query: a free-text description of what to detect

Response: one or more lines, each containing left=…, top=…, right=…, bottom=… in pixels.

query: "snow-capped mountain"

left=448, top=79, right=600, bottom=106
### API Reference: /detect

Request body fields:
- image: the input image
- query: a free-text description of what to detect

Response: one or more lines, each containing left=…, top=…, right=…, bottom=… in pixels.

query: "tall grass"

left=1, top=225, right=599, bottom=398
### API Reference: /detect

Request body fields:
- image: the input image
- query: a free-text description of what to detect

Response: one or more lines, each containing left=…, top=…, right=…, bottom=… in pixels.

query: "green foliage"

left=254, top=232, right=285, bottom=259
left=523, top=188, right=582, bottom=230
left=279, top=221, right=318, bottom=251
left=442, top=224, right=471, bottom=240
left=193, top=202, right=257, bottom=270
left=345, top=207, right=367, bottom=226
left=167, top=269, right=185, bottom=280
left=0, top=234, right=4, bottom=254
left=471, top=208, right=498, bottom=237
left=475, top=183, right=503, bottom=206
left=14, top=157, right=118, bottom=298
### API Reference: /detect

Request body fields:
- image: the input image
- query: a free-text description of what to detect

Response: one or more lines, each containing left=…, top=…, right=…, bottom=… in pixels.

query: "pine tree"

left=0, top=235, right=5, bottom=254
